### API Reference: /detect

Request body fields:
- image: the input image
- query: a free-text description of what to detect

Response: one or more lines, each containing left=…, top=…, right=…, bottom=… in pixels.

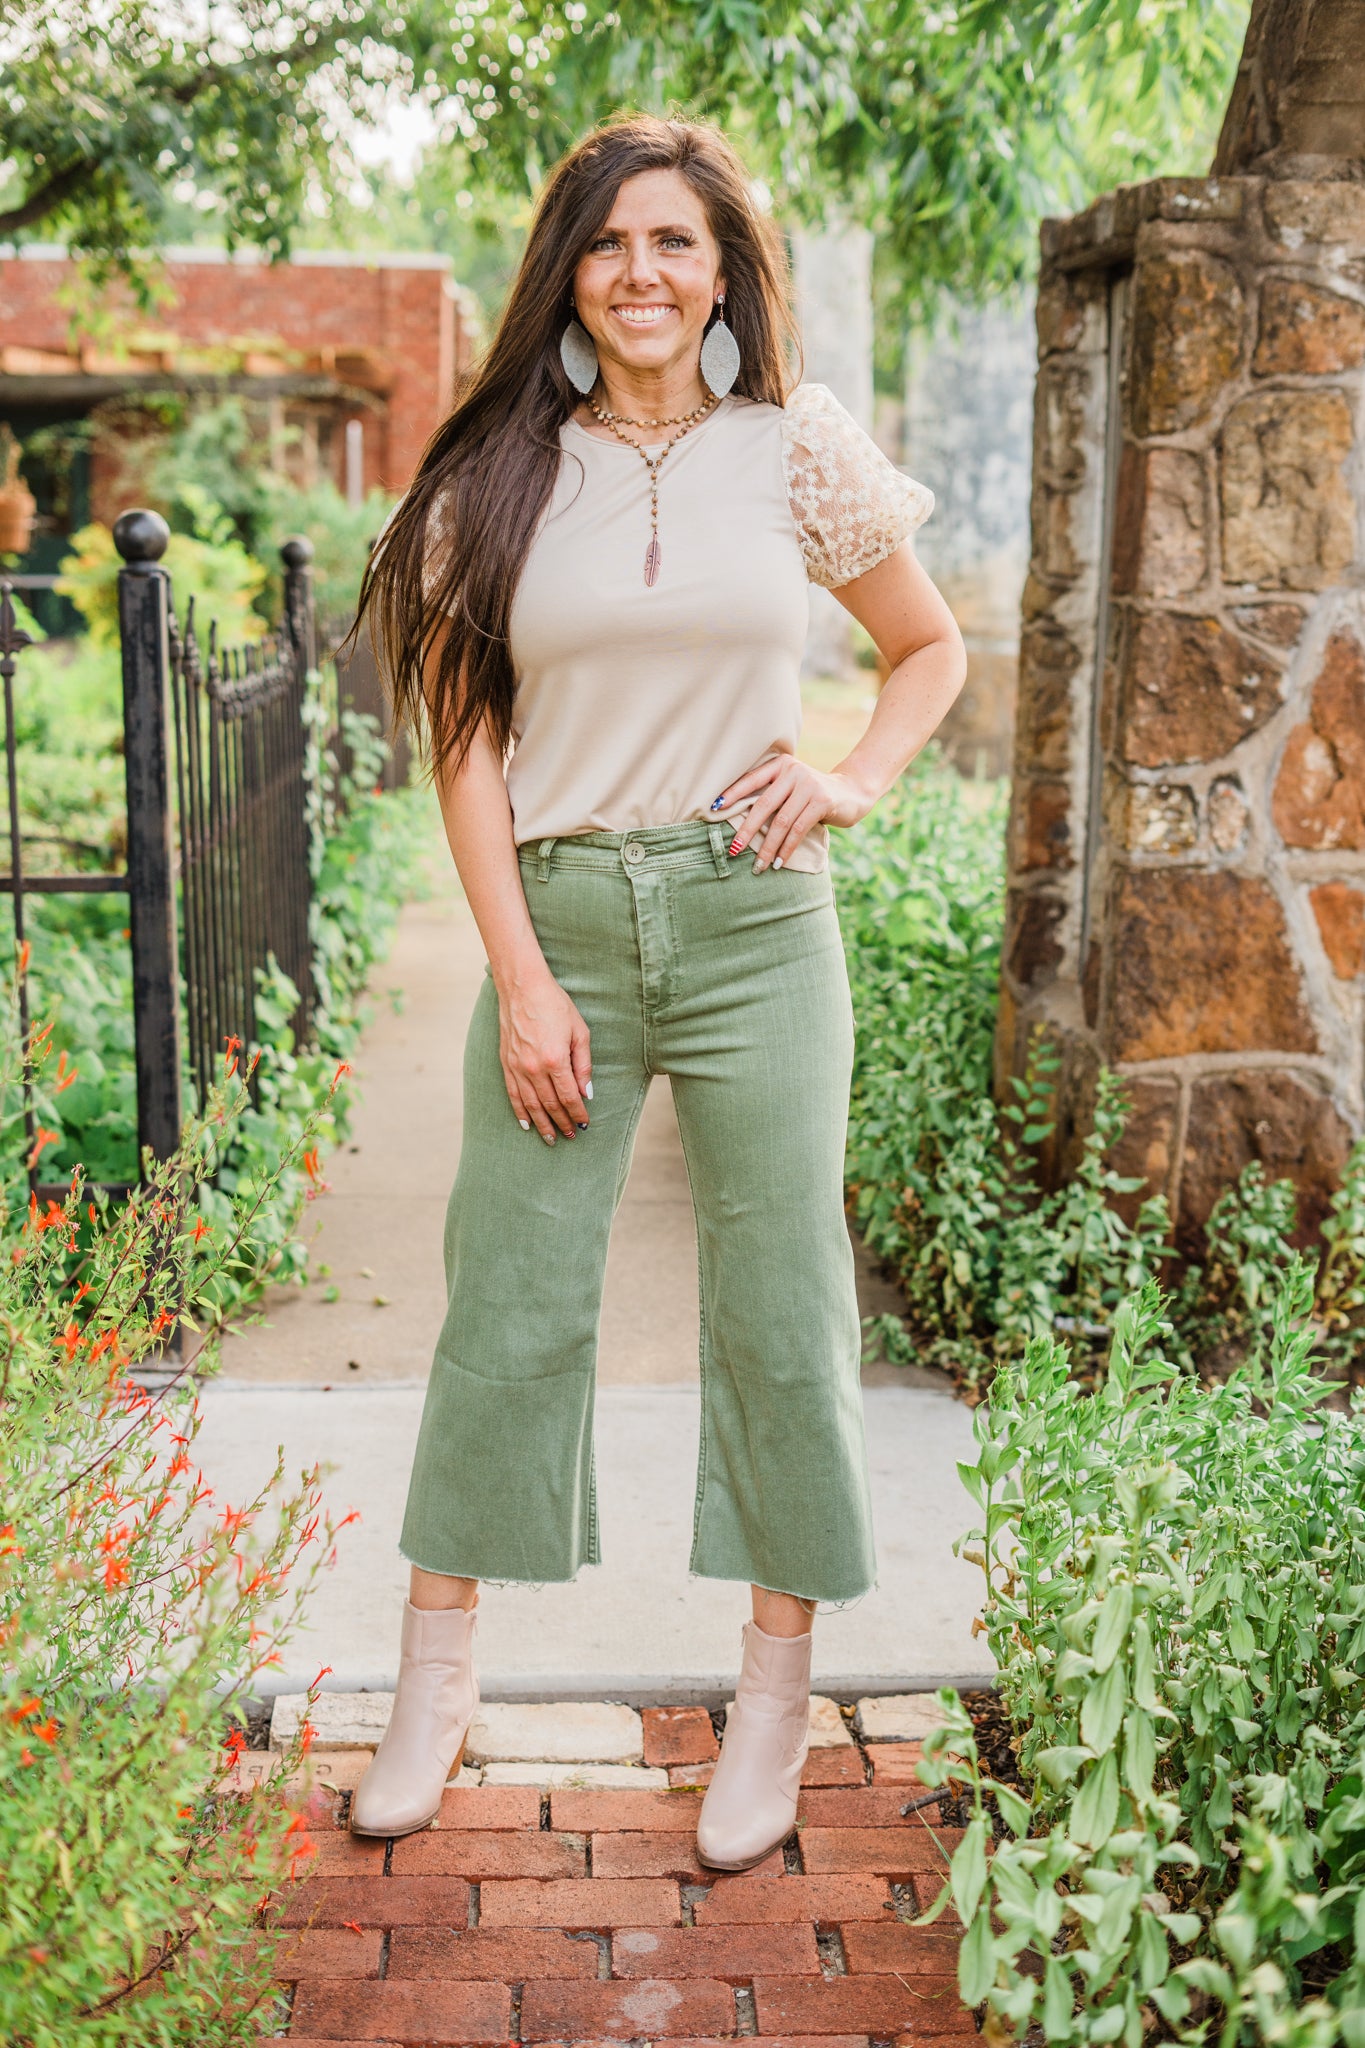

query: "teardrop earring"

left=699, top=294, right=740, bottom=398
left=560, top=310, right=599, bottom=395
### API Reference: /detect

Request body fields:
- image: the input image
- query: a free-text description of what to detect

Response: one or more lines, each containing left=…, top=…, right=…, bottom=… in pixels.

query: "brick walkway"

left=261, top=1706, right=974, bottom=2044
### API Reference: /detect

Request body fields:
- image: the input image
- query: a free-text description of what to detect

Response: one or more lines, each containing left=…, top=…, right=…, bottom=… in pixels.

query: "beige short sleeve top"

left=486, top=382, right=932, bottom=873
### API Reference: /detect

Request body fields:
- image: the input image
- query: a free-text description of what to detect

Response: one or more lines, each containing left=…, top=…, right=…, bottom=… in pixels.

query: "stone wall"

left=999, top=174, right=1364, bottom=1252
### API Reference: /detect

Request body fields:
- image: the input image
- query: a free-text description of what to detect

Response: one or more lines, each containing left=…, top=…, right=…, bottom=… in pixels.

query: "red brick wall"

left=0, top=249, right=468, bottom=495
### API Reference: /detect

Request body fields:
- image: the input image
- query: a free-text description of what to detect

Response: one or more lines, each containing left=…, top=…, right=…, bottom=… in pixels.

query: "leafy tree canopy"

left=1, top=0, right=1248, bottom=315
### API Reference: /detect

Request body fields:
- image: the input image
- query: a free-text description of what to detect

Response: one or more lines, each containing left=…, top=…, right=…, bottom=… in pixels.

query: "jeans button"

left=624, top=842, right=645, bottom=865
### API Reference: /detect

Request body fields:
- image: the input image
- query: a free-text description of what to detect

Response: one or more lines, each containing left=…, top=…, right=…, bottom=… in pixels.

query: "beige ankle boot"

left=349, top=1598, right=479, bottom=1838
left=695, top=1620, right=811, bottom=1871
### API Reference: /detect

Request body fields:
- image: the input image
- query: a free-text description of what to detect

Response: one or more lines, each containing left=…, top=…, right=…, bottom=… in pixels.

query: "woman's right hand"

left=495, top=966, right=593, bottom=1143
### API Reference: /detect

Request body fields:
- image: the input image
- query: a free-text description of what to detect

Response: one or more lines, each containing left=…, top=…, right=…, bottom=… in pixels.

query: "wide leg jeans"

left=398, top=819, right=878, bottom=1604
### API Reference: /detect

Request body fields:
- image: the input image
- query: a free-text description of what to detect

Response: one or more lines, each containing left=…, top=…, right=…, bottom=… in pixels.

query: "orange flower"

left=222, top=1728, right=247, bottom=1762
left=223, top=1034, right=242, bottom=1077
left=19, top=1748, right=34, bottom=1766
left=221, top=1503, right=252, bottom=1541
left=33, top=1718, right=58, bottom=1744
left=59, top=1322, right=81, bottom=1362
left=5, top=1696, right=41, bottom=1723
left=16, top=939, right=30, bottom=976
left=26, top=1128, right=58, bottom=1170
left=329, top=1060, right=353, bottom=1096
left=54, top=1050, right=78, bottom=1093
left=103, top=1555, right=130, bottom=1590
left=192, top=1217, right=209, bottom=1244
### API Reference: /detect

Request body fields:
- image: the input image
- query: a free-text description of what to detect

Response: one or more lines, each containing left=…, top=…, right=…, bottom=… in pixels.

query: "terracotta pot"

left=0, top=481, right=36, bottom=556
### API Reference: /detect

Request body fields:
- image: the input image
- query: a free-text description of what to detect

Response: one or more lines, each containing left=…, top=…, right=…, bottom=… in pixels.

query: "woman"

left=347, top=114, right=965, bottom=1871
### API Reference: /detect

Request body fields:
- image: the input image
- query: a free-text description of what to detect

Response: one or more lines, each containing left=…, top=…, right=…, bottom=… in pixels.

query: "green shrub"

left=833, top=760, right=1365, bottom=1389
left=0, top=1025, right=353, bottom=2045
left=835, top=761, right=1169, bottom=1389
left=920, top=1266, right=1365, bottom=2046
left=139, top=396, right=395, bottom=628
left=56, top=521, right=268, bottom=651
left=1, top=693, right=430, bottom=1311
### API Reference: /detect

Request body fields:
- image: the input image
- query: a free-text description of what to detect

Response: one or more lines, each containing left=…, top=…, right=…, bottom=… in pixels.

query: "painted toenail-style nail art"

left=584, top=1080, right=594, bottom=1100
left=577, top=1122, right=589, bottom=1131
left=711, top=797, right=724, bottom=810
left=519, top=1118, right=531, bottom=1130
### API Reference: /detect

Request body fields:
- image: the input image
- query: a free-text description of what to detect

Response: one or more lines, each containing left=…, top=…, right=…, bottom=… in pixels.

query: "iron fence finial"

left=113, top=509, right=171, bottom=567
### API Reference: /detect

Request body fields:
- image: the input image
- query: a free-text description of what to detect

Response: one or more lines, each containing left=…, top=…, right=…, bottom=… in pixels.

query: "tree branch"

left=0, top=157, right=98, bottom=238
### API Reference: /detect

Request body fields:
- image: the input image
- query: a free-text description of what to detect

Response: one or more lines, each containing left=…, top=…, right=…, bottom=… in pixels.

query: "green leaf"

left=956, top=1460, right=985, bottom=1507
left=1178, top=1957, right=1235, bottom=2002
left=1340, top=2010, right=1365, bottom=2048
left=1150, top=1978, right=1191, bottom=2025
left=1042, top=1956, right=1074, bottom=2038
left=1134, top=1908, right=1168, bottom=1992
left=1219, top=1900, right=1260, bottom=1982
left=1072, top=1750, right=1120, bottom=1850
left=992, top=1781, right=1032, bottom=1836
left=1130, top=1617, right=1160, bottom=1712
left=1037, top=1745, right=1092, bottom=1788
left=957, top=1902, right=996, bottom=2006
left=950, top=1813, right=990, bottom=1922
left=1080, top=1661, right=1127, bottom=1757
left=1091, top=1581, right=1134, bottom=1673
left=1121, top=1708, right=1155, bottom=1799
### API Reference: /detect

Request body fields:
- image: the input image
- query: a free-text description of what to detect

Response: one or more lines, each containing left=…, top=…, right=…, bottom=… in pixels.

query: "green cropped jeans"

left=398, top=819, right=878, bottom=1605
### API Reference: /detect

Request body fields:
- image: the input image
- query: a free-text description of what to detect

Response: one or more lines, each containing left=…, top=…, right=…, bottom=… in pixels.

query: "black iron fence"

left=0, top=507, right=351, bottom=1200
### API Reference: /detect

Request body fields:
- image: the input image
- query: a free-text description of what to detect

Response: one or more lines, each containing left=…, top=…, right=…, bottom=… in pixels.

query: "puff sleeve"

left=780, top=382, right=934, bottom=589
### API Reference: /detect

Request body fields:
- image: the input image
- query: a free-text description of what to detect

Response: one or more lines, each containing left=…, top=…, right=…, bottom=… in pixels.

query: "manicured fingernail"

left=729, top=839, right=742, bottom=855
left=584, top=1080, right=594, bottom=1100
left=710, top=797, right=724, bottom=810
left=543, top=1133, right=555, bottom=1145
left=518, top=1118, right=531, bottom=1130
left=577, top=1121, right=588, bottom=1131
left=773, top=857, right=783, bottom=869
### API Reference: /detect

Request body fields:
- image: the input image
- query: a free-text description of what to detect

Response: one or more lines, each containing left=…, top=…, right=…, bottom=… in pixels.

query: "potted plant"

left=0, top=427, right=37, bottom=556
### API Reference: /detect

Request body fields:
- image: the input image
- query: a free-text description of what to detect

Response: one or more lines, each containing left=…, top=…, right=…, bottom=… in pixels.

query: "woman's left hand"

left=713, top=756, right=871, bottom=871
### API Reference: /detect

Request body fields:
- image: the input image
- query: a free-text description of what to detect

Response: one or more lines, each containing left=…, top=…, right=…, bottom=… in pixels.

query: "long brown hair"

left=353, top=115, right=798, bottom=786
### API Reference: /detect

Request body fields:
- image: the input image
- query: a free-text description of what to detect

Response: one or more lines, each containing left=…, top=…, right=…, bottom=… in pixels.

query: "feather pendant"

left=643, top=535, right=661, bottom=587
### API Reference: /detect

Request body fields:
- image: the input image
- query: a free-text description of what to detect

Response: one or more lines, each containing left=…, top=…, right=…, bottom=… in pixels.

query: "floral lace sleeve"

left=780, top=382, right=934, bottom=589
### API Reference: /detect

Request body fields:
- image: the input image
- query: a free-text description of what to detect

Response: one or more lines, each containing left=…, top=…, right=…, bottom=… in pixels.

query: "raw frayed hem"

left=688, top=1564, right=879, bottom=1617
left=398, top=1545, right=603, bottom=1593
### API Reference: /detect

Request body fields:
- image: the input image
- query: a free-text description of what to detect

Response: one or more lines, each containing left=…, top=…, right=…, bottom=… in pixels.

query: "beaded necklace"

left=585, top=389, right=718, bottom=587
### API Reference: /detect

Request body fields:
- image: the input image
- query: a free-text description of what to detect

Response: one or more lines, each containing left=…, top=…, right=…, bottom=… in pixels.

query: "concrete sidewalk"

left=200, top=803, right=995, bottom=1700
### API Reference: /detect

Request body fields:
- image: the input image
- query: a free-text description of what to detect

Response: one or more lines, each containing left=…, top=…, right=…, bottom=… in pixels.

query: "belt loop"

left=707, top=822, right=732, bottom=880
left=536, top=836, right=558, bottom=883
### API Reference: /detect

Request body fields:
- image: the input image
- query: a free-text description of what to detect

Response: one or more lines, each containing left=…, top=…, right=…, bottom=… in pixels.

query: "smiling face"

left=571, top=167, right=725, bottom=390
